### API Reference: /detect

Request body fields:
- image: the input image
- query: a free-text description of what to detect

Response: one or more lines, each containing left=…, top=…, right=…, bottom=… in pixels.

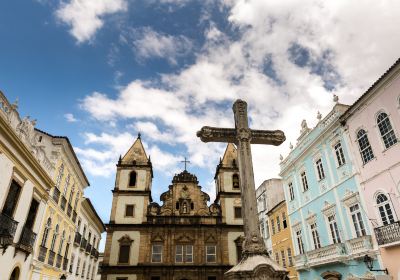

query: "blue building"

left=279, top=101, right=386, bottom=280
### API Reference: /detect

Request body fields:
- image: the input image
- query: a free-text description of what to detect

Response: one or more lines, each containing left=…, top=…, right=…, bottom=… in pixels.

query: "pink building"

left=342, top=58, right=400, bottom=279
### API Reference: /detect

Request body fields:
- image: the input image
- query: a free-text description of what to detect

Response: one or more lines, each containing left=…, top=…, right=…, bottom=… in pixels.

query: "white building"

left=256, top=178, right=285, bottom=256
left=68, top=198, right=105, bottom=280
left=0, top=91, right=54, bottom=280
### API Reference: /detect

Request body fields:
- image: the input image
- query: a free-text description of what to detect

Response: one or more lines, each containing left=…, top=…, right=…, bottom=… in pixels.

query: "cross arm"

left=196, top=126, right=237, bottom=143
left=250, top=129, right=286, bottom=145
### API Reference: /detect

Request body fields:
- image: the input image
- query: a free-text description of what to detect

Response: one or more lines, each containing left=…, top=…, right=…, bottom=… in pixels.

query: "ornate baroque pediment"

left=322, top=201, right=336, bottom=217
left=341, top=190, right=360, bottom=207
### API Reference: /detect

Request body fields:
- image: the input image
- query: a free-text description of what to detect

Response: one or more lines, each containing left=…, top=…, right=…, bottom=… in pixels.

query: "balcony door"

left=2, top=180, right=22, bottom=218
left=25, top=199, right=39, bottom=229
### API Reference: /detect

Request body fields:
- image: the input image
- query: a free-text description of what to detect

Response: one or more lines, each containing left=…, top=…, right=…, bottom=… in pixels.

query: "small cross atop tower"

left=180, top=157, right=190, bottom=170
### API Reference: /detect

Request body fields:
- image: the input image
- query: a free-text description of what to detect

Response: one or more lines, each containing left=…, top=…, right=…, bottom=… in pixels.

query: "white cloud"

left=56, top=0, right=128, bottom=43
left=79, top=0, right=400, bottom=186
left=131, top=27, right=193, bottom=65
left=64, top=113, right=78, bottom=122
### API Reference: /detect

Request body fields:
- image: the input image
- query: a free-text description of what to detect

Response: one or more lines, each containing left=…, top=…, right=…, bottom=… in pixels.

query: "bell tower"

left=109, top=134, right=153, bottom=224
left=214, top=143, right=242, bottom=225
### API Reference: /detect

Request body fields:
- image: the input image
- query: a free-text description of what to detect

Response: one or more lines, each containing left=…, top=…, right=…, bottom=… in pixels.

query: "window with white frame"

left=151, top=244, right=163, bottom=263
left=334, top=142, right=346, bottom=166
left=271, top=219, right=276, bottom=235
left=357, top=129, right=374, bottom=164
left=280, top=250, right=286, bottom=268
left=328, top=214, right=341, bottom=243
left=175, top=245, right=193, bottom=263
left=275, top=252, right=280, bottom=264
left=63, top=174, right=70, bottom=196
left=260, top=220, right=265, bottom=238
left=301, top=171, right=309, bottom=191
left=206, top=245, right=216, bottom=263
left=288, top=182, right=294, bottom=201
left=287, top=248, right=293, bottom=266
left=377, top=112, right=398, bottom=149
left=50, top=224, right=59, bottom=251
left=276, top=216, right=281, bottom=232
left=41, top=218, right=52, bottom=247
left=350, top=203, right=366, bottom=237
left=282, top=212, right=287, bottom=229
left=310, top=222, right=321, bottom=249
left=315, top=158, right=325, bottom=180
left=376, top=193, right=395, bottom=225
left=56, top=164, right=64, bottom=189
left=296, top=229, right=305, bottom=254
left=58, top=230, right=65, bottom=255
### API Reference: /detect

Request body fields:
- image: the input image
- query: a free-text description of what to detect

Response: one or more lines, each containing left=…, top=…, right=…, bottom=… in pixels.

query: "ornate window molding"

left=305, top=212, right=317, bottom=225
left=322, top=201, right=336, bottom=217
left=341, top=190, right=360, bottom=207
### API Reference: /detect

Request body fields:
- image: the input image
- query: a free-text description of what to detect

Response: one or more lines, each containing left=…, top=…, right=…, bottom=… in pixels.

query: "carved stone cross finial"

left=197, top=99, right=285, bottom=257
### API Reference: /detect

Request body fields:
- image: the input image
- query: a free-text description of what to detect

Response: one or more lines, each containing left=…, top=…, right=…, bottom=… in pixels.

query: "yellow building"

left=31, top=131, right=89, bottom=280
left=268, top=201, right=298, bottom=280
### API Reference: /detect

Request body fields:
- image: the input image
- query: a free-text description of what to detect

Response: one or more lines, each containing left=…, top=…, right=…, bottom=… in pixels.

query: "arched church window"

left=377, top=112, right=397, bottom=149
left=176, top=202, right=180, bottom=210
left=129, top=171, right=137, bottom=187
left=376, top=193, right=395, bottom=225
left=232, top=174, right=240, bottom=189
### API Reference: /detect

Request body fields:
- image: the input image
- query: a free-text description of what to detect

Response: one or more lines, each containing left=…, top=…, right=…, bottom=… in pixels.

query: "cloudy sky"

left=1, top=0, right=400, bottom=248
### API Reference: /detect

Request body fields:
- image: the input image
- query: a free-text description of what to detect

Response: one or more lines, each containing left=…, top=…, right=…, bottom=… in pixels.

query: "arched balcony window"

left=377, top=112, right=397, bottom=149
left=50, top=224, right=59, bottom=251
left=41, top=218, right=52, bottom=247
left=356, top=129, right=374, bottom=164
left=129, top=171, right=137, bottom=187
left=376, top=193, right=396, bottom=225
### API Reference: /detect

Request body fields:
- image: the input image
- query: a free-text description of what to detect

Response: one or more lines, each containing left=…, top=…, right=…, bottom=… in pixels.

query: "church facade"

left=101, top=137, right=244, bottom=280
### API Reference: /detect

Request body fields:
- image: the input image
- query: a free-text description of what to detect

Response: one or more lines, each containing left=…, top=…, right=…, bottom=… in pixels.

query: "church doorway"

left=9, top=267, right=20, bottom=280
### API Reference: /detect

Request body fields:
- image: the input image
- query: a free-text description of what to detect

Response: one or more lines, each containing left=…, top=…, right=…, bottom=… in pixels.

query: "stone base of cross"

left=197, top=99, right=288, bottom=280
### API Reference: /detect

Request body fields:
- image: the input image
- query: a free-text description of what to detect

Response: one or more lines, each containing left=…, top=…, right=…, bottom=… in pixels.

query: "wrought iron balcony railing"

left=85, top=243, right=92, bottom=254
left=60, top=196, right=67, bottom=211
left=63, top=257, right=69, bottom=271
left=47, top=250, right=56, bottom=266
left=17, top=226, right=37, bottom=254
left=72, top=211, right=77, bottom=223
left=38, top=245, right=47, bottom=262
left=67, top=204, right=72, bottom=217
left=0, top=212, right=18, bottom=248
left=74, top=232, right=82, bottom=245
left=80, top=238, right=87, bottom=250
left=56, top=253, right=63, bottom=268
left=52, top=187, right=61, bottom=204
left=374, top=221, right=400, bottom=246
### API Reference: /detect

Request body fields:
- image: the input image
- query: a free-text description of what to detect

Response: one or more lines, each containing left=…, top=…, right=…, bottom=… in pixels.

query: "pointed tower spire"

left=121, top=135, right=148, bottom=164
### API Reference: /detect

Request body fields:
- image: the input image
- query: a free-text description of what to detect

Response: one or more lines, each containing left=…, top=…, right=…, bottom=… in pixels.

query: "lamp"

left=363, top=255, right=388, bottom=274
left=60, top=274, right=67, bottom=280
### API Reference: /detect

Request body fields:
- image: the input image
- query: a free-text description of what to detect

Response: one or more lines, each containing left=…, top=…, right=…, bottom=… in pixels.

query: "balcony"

left=47, top=250, right=56, bottom=266
left=86, top=243, right=92, bottom=254
left=374, top=221, right=400, bottom=247
left=17, top=226, right=37, bottom=254
left=52, top=187, right=61, bottom=203
left=346, top=235, right=373, bottom=257
left=74, top=232, right=82, bottom=245
left=72, top=211, right=77, bottom=223
left=80, top=238, right=87, bottom=250
left=60, top=196, right=67, bottom=211
left=56, top=253, right=63, bottom=268
left=307, top=243, right=347, bottom=267
left=67, top=204, right=72, bottom=218
left=38, top=245, right=47, bottom=262
left=0, top=213, right=18, bottom=249
left=294, top=254, right=307, bottom=270
left=63, top=257, right=69, bottom=271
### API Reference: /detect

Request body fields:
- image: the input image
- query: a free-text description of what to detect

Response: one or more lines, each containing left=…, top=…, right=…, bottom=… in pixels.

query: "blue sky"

left=1, top=0, right=400, bottom=250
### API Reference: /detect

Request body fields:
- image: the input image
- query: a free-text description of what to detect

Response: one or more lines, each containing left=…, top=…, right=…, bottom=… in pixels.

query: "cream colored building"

left=0, top=92, right=54, bottom=280
left=67, top=198, right=105, bottom=280
left=30, top=130, right=90, bottom=280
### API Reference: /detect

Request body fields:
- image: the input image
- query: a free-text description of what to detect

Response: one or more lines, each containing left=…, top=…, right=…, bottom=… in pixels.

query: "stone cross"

left=197, top=99, right=285, bottom=256
left=180, top=157, right=190, bottom=171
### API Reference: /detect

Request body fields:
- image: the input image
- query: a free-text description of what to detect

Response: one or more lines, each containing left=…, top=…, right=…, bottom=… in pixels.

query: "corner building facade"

left=101, top=138, right=244, bottom=280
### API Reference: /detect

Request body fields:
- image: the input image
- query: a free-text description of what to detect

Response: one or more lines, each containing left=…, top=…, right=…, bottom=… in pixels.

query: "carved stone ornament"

left=322, top=201, right=336, bottom=217
left=291, top=220, right=302, bottom=232
left=118, top=234, right=133, bottom=244
left=341, top=190, right=360, bottom=207
left=305, top=212, right=317, bottom=225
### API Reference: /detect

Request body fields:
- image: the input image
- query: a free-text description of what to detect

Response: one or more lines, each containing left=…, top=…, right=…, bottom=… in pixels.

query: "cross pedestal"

left=197, top=99, right=288, bottom=280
